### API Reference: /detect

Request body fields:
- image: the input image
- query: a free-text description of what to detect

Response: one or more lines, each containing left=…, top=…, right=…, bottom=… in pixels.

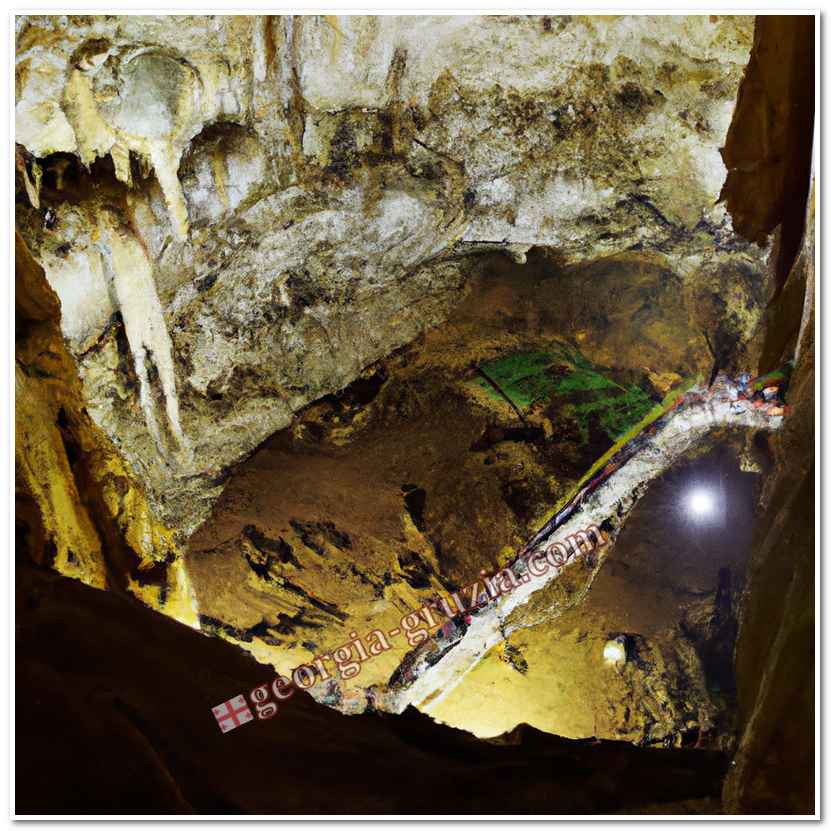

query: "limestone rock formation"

left=16, top=231, right=199, bottom=621
left=16, top=14, right=768, bottom=541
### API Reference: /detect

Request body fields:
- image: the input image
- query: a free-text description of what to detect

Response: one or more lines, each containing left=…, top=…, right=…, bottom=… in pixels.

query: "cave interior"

left=14, top=13, right=816, bottom=817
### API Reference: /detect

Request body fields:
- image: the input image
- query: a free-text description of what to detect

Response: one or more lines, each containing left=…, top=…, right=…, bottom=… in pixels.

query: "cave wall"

left=15, top=231, right=199, bottom=623
left=719, top=15, right=815, bottom=299
left=718, top=15, right=816, bottom=815
left=14, top=148, right=739, bottom=817
left=13, top=14, right=817, bottom=816
left=16, top=559, right=730, bottom=815
left=722, top=190, right=815, bottom=815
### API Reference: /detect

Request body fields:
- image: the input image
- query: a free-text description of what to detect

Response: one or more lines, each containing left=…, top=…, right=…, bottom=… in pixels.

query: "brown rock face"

left=717, top=18, right=815, bottom=815
left=719, top=15, right=815, bottom=295
left=721, top=195, right=815, bottom=815
left=15, top=232, right=199, bottom=623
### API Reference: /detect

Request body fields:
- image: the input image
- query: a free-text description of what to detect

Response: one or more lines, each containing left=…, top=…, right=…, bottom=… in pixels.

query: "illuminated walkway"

left=386, top=373, right=786, bottom=715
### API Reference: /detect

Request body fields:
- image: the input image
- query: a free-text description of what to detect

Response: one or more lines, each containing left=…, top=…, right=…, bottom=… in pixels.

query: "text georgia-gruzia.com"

left=211, top=524, right=607, bottom=732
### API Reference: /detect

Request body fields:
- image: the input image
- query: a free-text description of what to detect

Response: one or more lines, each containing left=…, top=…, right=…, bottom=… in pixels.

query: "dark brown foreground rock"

left=16, top=562, right=728, bottom=815
left=721, top=198, right=815, bottom=816
left=718, top=16, right=815, bottom=814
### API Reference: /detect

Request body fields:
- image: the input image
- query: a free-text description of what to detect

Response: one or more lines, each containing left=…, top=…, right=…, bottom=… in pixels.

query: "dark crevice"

left=289, top=519, right=352, bottom=556
left=243, top=525, right=301, bottom=569
left=401, top=484, right=427, bottom=532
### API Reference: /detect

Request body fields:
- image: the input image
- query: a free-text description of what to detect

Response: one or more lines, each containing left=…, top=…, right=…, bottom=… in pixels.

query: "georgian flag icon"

left=212, top=694, right=254, bottom=733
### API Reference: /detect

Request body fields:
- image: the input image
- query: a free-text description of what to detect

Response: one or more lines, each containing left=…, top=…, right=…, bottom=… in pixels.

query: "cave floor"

left=186, top=253, right=759, bottom=746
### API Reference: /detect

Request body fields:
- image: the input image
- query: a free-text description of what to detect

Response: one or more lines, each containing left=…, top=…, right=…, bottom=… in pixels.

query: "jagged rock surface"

left=16, top=14, right=768, bottom=540
left=15, top=232, right=199, bottom=622
left=16, top=560, right=729, bottom=814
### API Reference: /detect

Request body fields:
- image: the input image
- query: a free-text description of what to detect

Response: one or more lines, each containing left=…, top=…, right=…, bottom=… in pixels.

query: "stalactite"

left=148, top=140, right=190, bottom=241
left=99, top=213, right=189, bottom=461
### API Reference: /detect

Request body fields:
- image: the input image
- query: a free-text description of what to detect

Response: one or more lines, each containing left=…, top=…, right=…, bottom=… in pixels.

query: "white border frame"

left=4, top=6, right=822, bottom=824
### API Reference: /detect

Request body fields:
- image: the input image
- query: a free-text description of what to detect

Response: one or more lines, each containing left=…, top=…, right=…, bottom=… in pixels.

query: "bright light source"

left=603, top=638, right=626, bottom=666
left=685, top=487, right=716, bottom=520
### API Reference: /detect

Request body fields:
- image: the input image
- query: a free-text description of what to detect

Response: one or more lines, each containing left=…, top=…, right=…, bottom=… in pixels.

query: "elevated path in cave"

left=383, top=371, right=788, bottom=715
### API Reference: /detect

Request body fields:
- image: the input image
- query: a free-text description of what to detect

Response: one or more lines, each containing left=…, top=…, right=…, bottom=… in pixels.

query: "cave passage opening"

left=185, top=247, right=770, bottom=749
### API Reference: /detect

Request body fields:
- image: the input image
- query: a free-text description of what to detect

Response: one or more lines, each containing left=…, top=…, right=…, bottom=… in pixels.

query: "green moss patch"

left=476, top=345, right=655, bottom=444
left=476, top=350, right=563, bottom=410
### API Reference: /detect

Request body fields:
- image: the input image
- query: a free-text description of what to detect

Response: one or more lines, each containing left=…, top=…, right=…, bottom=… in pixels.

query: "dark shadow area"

left=16, top=561, right=729, bottom=815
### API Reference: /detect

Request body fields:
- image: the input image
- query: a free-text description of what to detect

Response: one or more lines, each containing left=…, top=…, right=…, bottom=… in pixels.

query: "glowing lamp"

left=685, top=487, right=716, bottom=520
left=603, top=637, right=627, bottom=667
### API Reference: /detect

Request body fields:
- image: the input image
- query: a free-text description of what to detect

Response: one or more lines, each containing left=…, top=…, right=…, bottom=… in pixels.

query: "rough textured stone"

left=16, top=560, right=730, bottom=814
left=15, top=232, right=198, bottom=623
left=722, top=190, right=815, bottom=816
left=15, top=14, right=768, bottom=540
